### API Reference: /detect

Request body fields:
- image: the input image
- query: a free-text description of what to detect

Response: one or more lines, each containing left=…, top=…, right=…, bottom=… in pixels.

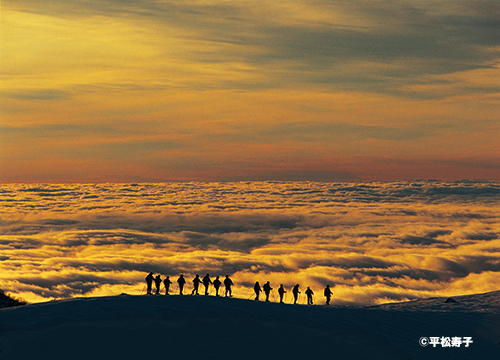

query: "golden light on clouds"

left=1, top=2, right=499, bottom=306
left=1, top=1, right=499, bottom=182
left=1, top=182, right=499, bottom=304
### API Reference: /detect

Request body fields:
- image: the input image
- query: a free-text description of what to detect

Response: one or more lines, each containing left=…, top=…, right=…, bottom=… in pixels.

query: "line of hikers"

left=145, top=273, right=234, bottom=297
left=145, top=273, right=334, bottom=305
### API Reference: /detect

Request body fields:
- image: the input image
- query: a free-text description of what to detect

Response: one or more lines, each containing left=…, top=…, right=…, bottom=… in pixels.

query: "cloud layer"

left=1, top=181, right=499, bottom=304
left=1, top=1, right=499, bottom=182
left=4, top=0, right=499, bottom=93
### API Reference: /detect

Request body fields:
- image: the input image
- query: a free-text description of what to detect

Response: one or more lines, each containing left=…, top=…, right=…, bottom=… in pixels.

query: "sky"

left=1, top=0, right=499, bottom=182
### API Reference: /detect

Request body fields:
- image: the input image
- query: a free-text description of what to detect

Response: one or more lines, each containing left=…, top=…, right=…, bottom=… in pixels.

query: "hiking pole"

left=141, top=284, right=146, bottom=295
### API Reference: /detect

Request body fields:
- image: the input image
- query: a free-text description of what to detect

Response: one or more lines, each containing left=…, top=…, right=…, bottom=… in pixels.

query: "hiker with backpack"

left=191, top=274, right=202, bottom=295
left=305, top=287, right=314, bottom=305
left=263, top=281, right=272, bottom=302
left=254, top=281, right=262, bottom=301
left=154, top=274, right=162, bottom=295
left=202, top=274, right=212, bottom=295
left=324, top=285, right=333, bottom=305
left=213, top=276, right=222, bottom=296
left=177, top=275, right=186, bottom=295
left=224, top=275, right=234, bottom=297
left=292, top=284, right=300, bottom=304
left=163, top=276, right=172, bottom=295
left=145, top=272, right=154, bottom=295
left=278, top=284, right=286, bottom=303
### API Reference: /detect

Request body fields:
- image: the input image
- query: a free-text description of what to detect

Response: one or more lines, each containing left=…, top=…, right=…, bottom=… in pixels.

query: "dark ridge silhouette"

left=0, top=289, right=27, bottom=308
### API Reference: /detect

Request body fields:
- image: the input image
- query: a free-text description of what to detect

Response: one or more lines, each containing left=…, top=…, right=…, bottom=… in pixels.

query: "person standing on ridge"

left=163, top=276, right=172, bottom=295
left=192, top=274, right=202, bottom=295
left=224, top=275, right=234, bottom=297
left=292, top=284, right=300, bottom=304
left=213, top=276, right=222, bottom=296
left=305, top=287, right=314, bottom=305
left=278, top=284, right=286, bottom=303
left=177, top=275, right=186, bottom=295
left=154, top=274, right=162, bottom=295
left=324, top=285, right=333, bottom=305
left=202, top=274, right=212, bottom=295
left=254, top=281, right=262, bottom=301
left=263, top=281, right=272, bottom=302
left=145, top=272, right=154, bottom=295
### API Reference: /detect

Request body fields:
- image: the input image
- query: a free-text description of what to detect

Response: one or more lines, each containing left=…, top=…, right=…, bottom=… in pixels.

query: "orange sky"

left=1, top=1, right=499, bottom=182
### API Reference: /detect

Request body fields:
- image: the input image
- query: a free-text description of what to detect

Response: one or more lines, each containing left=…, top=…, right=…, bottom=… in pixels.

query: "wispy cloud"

left=1, top=1, right=499, bottom=182
left=1, top=89, right=71, bottom=100
left=4, top=0, right=499, bottom=93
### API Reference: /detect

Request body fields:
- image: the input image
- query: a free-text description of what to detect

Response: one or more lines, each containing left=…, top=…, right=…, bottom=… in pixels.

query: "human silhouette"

left=177, top=275, right=186, bottom=295
left=292, top=284, right=300, bottom=304
left=154, top=274, right=162, bottom=295
left=202, top=274, right=212, bottom=295
left=163, top=276, right=172, bottom=295
left=305, top=287, right=314, bottom=305
left=324, top=285, right=333, bottom=305
left=278, top=284, right=286, bottom=303
left=224, top=275, right=233, bottom=297
left=254, top=281, right=262, bottom=301
left=145, top=272, right=154, bottom=295
left=263, top=281, right=272, bottom=302
left=213, top=276, right=222, bottom=296
left=192, top=274, right=202, bottom=295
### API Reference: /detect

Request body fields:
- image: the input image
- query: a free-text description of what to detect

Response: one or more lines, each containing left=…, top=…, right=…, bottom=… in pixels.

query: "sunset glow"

left=1, top=0, right=499, bottom=182
left=1, top=1, right=500, bottom=306
left=1, top=182, right=499, bottom=304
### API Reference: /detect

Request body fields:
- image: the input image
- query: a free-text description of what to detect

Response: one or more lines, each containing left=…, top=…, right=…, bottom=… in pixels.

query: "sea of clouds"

left=1, top=181, right=500, bottom=304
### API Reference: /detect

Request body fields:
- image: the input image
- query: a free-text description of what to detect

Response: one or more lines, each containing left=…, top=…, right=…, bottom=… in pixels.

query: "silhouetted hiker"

left=263, top=281, right=272, bottom=302
left=292, top=284, right=300, bottom=304
left=145, top=272, right=154, bottom=295
left=278, top=284, right=286, bottom=303
left=305, top=287, right=314, bottom=305
left=192, top=274, right=202, bottom=295
left=324, top=285, right=333, bottom=305
left=164, top=276, right=172, bottom=295
left=254, top=281, right=262, bottom=301
left=202, top=274, right=212, bottom=295
left=155, top=274, right=162, bottom=295
left=213, top=276, right=222, bottom=296
left=177, top=275, right=186, bottom=295
left=224, top=275, right=233, bottom=297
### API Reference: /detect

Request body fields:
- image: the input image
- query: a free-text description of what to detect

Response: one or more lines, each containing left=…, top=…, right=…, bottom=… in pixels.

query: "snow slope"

left=1, top=291, right=499, bottom=360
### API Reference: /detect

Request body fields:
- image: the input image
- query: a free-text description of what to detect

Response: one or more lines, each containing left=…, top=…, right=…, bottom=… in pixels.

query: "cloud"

left=400, top=235, right=451, bottom=247
left=1, top=89, right=71, bottom=100
left=181, top=231, right=271, bottom=252
left=264, top=122, right=441, bottom=142
left=1, top=182, right=500, bottom=304
left=2, top=1, right=499, bottom=184
left=4, top=0, right=499, bottom=95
